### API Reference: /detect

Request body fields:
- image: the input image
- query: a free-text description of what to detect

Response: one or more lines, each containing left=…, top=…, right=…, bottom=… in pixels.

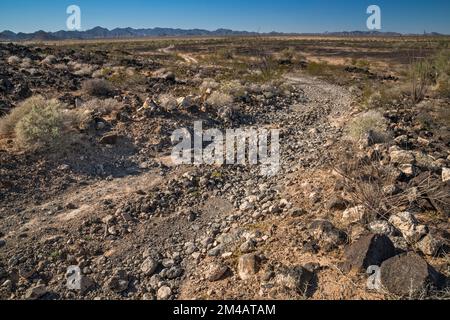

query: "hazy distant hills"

left=0, top=26, right=445, bottom=41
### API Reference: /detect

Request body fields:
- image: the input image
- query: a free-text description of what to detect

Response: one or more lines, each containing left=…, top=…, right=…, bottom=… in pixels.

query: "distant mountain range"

left=0, top=27, right=445, bottom=41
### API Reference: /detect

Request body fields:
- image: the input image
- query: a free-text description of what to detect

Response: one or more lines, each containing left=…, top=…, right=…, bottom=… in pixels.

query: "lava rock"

left=342, top=234, right=396, bottom=273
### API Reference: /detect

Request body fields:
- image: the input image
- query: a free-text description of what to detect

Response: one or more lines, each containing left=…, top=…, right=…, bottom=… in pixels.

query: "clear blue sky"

left=0, top=0, right=449, bottom=34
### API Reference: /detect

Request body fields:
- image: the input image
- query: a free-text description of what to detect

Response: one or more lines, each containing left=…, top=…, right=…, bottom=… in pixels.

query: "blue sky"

left=0, top=0, right=449, bottom=34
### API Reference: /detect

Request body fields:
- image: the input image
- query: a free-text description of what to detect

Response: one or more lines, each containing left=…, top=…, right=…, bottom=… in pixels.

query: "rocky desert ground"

left=0, top=36, right=449, bottom=300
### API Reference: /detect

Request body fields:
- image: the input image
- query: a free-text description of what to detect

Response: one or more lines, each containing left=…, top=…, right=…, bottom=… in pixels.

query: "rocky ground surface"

left=0, top=42, right=449, bottom=300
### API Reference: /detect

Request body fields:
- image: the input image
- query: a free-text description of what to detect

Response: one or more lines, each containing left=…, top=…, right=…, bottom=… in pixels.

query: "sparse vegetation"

left=82, top=79, right=115, bottom=97
left=158, top=93, right=178, bottom=111
left=206, top=91, right=234, bottom=107
left=7, top=55, right=21, bottom=65
left=347, top=110, right=389, bottom=142
left=0, top=96, right=72, bottom=149
left=41, top=55, right=57, bottom=65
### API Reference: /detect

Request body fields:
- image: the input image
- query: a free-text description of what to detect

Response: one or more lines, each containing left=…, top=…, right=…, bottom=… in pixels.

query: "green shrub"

left=12, top=97, right=68, bottom=149
left=0, top=97, right=37, bottom=136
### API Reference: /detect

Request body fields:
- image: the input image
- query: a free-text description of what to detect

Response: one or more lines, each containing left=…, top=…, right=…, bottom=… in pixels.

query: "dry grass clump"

left=200, top=78, right=220, bottom=92
left=206, top=91, right=234, bottom=107
left=220, top=80, right=247, bottom=99
left=20, top=57, right=33, bottom=68
left=71, top=98, right=122, bottom=129
left=108, top=68, right=147, bottom=87
left=41, top=55, right=57, bottom=65
left=7, top=55, right=21, bottom=65
left=0, top=96, right=73, bottom=149
left=82, top=79, right=115, bottom=98
left=68, top=62, right=97, bottom=77
left=78, top=98, right=122, bottom=116
left=158, top=93, right=178, bottom=111
left=347, top=110, right=389, bottom=142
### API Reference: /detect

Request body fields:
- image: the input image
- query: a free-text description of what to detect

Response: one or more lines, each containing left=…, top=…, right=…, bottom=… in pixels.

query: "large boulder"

left=342, top=234, right=396, bottom=274
left=380, top=253, right=432, bottom=297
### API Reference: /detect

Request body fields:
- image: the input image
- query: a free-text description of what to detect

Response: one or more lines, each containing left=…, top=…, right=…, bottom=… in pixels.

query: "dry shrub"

left=220, top=80, right=246, bottom=99
left=409, top=58, right=433, bottom=105
left=206, top=92, right=233, bottom=107
left=71, top=98, right=122, bottom=129
left=41, top=55, right=57, bottom=65
left=0, top=97, right=38, bottom=136
left=335, top=152, right=402, bottom=221
left=20, top=57, right=33, bottom=68
left=7, top=55, right=21, bottom=65
left=158, top=93, right=178, bottom=111
left=347, top=110, right=389, bottom=142
left=82, top=79, right=115, bottom=98
left=200, top=78, right=220, bottom=92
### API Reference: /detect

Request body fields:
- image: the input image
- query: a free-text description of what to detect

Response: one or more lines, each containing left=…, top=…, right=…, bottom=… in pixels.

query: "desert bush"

left=306, top=61, right=330, bottom=76
left=15, top=100, right=66, bottom=148
left=0, top=96, right=70, bottom=149
left=20, top=57, right=33, bottom=68
left=41, top=55, right=57, bottom=65
left=108, top=68, right=146, bottom=87
left=200, top=78, right=220, bottom=92
left=71, top=98, right=122, bottom=129
left=220, top=80, right=247, bottom=99
left=0, top=97, right=38, bottom=135
left=158, top=93, right=178, bottom=111
left=409, top=58, right=433, bottom=105
left=435, top=74, right=450, bottom=98
left=206, top=92, right=233, bottom=107
left=216, top=48, right=234, bottom=60
left=78, top=98, right=122, bottom=116
left=347, top=110, right=388, bottom=142
left=82, top=79, right=115, bottom=98
left=7, top=55, right=21, bottom=65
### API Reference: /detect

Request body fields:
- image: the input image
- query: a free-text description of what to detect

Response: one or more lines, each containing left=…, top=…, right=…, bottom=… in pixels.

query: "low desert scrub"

left=20, top=57, right=33, bottom=68
left=71, top=98, right=122, bottom=129
left=108, top=68, right=147, bottom=87
left=335, top=154, right=403, bottom=221
left=0, top=96, right=72, bottom=149
left=41, top=55, right=57, bottom=65
left=158, top=93, right=178, bottom=111
left=0, top=97, right=37, bottom=136
left=347, top=110, right=389, bottom=143
left=409, top=57, right=433, bottom=105
left=69, top=62, right=97, bottom=77
left=206, top=91, right=234, bottom=107
left=77, top=98, right=122, bottom=116
left=82, top=79, right=115, bottom=98
left=362, top=84, right=408, bottom=110
left=7, top=55, right=21, bottom=65
left=200, top=78, right=220, bottom=93
left=220, top=80, right=247, bottom=99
